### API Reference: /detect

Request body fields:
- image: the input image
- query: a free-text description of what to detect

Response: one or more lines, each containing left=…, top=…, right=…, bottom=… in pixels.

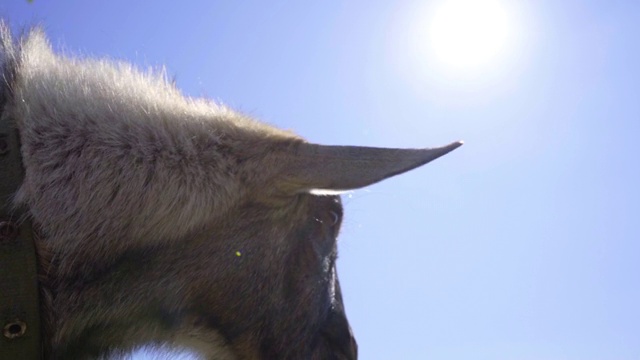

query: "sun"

left=428, top=0, right=511, bottom=70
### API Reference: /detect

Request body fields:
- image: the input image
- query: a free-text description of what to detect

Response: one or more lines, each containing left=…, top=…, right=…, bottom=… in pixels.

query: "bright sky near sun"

left=4, top=0, right=640, bottom=359
left=428, top=0, right=511, bottom=69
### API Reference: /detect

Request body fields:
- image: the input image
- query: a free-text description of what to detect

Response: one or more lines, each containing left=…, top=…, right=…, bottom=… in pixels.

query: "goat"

left=0, top=23, right=462, bottom=359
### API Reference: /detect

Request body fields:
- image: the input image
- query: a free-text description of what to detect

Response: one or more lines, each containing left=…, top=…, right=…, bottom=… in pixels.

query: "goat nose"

left=322, top=308, right=358, bottom=359
left=345, top=329, right=358, bottom=360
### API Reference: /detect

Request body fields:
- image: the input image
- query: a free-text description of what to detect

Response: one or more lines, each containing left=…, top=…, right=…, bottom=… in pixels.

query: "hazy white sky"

left=5, top=0, right=640, bottom=358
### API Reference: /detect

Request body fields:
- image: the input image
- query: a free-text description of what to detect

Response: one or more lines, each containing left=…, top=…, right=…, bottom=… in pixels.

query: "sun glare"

left=429, top=0, right=511, bottom=70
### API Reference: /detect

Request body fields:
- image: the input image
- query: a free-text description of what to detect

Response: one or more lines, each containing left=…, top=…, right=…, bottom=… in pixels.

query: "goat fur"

left=0, top=22, right=460, bottom=359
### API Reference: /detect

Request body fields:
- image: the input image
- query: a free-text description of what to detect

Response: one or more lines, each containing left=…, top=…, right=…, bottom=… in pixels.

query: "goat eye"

left=328, top=211, right=340, bottom=226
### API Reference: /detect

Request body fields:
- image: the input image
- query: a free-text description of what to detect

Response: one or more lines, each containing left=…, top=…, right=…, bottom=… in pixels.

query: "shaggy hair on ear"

left=3, top=24, right=302, bottom=271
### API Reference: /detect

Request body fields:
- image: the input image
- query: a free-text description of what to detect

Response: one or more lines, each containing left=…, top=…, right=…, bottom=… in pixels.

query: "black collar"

left=0, top=61, right=43, bottom=358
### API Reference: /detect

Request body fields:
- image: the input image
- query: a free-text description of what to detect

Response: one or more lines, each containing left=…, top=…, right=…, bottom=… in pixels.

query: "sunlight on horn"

left=429, top=0, right=511, bottom=70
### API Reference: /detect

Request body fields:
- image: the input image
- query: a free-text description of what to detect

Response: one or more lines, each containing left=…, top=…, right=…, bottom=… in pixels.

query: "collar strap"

left=0, top=77, right=43, bottom=358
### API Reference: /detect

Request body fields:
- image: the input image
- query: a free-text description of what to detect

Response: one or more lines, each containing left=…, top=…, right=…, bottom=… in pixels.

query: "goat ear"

left=279, top=141, right=463, bottom=193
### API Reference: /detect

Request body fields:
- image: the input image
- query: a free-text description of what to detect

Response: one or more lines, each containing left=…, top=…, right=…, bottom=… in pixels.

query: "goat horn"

left=280, top=140, right=463, bottom=193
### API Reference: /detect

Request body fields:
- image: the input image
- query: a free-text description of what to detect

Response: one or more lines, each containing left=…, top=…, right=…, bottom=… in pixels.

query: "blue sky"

left=4, top=0, right=639, bottom=359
